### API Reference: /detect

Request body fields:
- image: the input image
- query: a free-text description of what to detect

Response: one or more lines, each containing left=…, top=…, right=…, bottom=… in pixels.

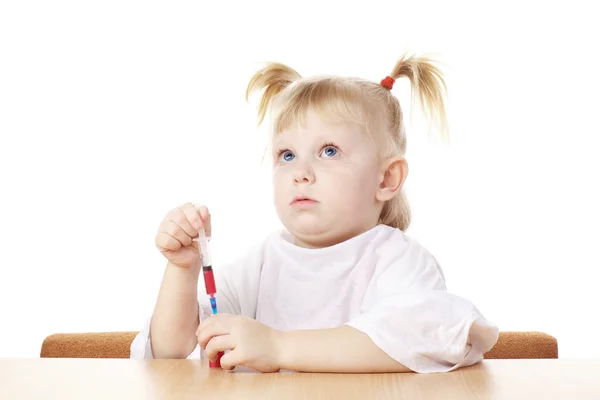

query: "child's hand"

left=196, top=314, right=283, bottom=372
left=155, top=203, right=211, bottom=269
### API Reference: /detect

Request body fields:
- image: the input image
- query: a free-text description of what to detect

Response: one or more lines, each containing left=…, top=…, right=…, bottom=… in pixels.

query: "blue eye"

left=321, top=146, right=338, bottom=158
left=280, top=150, right=295, bottom=162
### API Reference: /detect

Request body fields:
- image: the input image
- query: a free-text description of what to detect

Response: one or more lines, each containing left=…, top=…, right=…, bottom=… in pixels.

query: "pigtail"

left=387, top=54, right=449, bottom=141
left=378, top=54, right=450, bottom=232
left=246, top=62, right=301, bottom=127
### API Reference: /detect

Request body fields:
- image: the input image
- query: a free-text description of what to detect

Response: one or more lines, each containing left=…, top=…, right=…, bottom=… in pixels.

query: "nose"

left=292, top=162, right=315, bottom=185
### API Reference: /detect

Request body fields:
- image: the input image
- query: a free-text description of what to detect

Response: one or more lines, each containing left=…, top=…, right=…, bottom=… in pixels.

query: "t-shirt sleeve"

left=345, top=235, right=499, bottom=373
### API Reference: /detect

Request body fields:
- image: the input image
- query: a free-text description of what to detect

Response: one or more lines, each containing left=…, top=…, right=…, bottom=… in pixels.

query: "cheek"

left=272, top=170, right=287, bottom=202
left=323, top=167, right=377, bottom=204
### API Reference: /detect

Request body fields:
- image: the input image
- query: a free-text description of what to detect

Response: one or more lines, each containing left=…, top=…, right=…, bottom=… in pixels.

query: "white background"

left=1, top=0, right=599, bottom=359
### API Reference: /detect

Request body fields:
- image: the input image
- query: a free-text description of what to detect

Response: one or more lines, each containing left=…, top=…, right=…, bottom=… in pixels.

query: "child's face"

left=272, top=110, right=383, bottom=248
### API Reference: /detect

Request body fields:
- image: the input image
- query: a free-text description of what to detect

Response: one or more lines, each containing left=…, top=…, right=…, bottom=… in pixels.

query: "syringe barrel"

left=203, top=266, right=216, bottom=295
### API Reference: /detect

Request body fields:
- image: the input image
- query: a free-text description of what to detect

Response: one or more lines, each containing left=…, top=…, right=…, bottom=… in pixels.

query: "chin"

left=282, top=214, right=330, bottom=236
left=284, top=218, right=356, bottom=249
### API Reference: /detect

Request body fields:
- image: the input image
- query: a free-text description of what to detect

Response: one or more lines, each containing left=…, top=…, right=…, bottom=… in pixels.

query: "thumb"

left=193, top=204, right=212, bottom=238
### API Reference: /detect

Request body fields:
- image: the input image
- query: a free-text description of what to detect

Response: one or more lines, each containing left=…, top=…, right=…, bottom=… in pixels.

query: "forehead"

left=273, top=110, right=368, bottom=146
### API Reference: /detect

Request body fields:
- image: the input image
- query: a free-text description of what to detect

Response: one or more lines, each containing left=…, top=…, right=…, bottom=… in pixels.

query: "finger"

left=168, top=204, right=197, bottom=238
left=178, top=203, right=204, bottom=236
left=193, top=204, right=211, bottom=237
left=197, top=316, right=230, bottom=349
left=196, top=314, right=216, bottom=336
left=205, top=335, right=235, bottom=361
left=197, top=316, right=233, bottom=349
left=155, top=231, right=183, bottom=252
left=160, top=220, right=193, bottom=247
left=197, top=313, right=235, bottom=335
left=219, top=350, right=241, bottom=371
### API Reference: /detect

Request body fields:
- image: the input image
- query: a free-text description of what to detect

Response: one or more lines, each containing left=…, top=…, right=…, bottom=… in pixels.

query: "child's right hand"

left=155, top=203, right=211, bottom=269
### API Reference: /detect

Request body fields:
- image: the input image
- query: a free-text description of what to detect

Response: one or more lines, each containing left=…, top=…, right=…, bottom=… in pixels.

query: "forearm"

left=150, top=261, right=200, bottom=359
left=278, top=325, right=411, bottom=373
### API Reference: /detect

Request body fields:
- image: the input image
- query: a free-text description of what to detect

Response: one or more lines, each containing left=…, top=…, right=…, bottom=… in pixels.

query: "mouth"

left=290, top=196, right=318, bottom=205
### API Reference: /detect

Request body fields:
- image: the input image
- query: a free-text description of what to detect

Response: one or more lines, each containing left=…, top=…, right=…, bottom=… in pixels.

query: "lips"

left=291, top=196, right=317, bottom=205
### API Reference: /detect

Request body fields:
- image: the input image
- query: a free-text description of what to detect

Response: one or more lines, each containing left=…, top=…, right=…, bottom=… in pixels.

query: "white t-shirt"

left=130, top=224, right=499, bottom=373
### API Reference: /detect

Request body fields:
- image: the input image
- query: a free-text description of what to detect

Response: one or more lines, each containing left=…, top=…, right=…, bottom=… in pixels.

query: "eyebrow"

left=272, top=137, right=287, bottom=147
left=273, top=130, right=346, bottom=146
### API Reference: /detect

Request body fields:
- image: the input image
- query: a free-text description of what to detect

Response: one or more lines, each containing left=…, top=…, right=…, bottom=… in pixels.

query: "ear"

left=376, top=157, right=408, bottom=202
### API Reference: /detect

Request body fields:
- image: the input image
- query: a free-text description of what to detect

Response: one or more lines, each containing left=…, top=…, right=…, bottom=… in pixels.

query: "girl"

left=130, top=53, right=499, bottom=373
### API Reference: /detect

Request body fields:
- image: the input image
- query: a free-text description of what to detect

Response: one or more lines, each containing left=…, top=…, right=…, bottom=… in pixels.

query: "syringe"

left=194, top=226, right=224, bottom=368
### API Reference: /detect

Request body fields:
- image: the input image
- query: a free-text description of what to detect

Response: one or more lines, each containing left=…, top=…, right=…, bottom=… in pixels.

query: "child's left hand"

left=196, top=314, right=284, bottom=372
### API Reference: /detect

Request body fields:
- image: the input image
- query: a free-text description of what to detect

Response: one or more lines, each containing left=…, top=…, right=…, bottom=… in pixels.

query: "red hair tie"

left=381, top=76, right=395, bottom=90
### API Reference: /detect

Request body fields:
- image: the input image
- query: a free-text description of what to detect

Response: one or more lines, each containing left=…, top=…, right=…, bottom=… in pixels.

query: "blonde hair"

left=246, top=54, right=449, bottom=231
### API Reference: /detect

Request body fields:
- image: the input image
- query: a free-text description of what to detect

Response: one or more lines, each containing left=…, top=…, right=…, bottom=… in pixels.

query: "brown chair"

left=40, top=331, right=558, bottom=359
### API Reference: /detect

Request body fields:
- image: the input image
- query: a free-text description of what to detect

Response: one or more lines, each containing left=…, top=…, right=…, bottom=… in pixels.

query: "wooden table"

left=1, top=358, right=599, bottom=399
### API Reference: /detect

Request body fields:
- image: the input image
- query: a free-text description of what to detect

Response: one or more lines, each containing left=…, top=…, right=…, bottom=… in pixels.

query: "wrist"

left=274, top=329, right=291, bottom=371
left=167, top=260, right=201, bottom=277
